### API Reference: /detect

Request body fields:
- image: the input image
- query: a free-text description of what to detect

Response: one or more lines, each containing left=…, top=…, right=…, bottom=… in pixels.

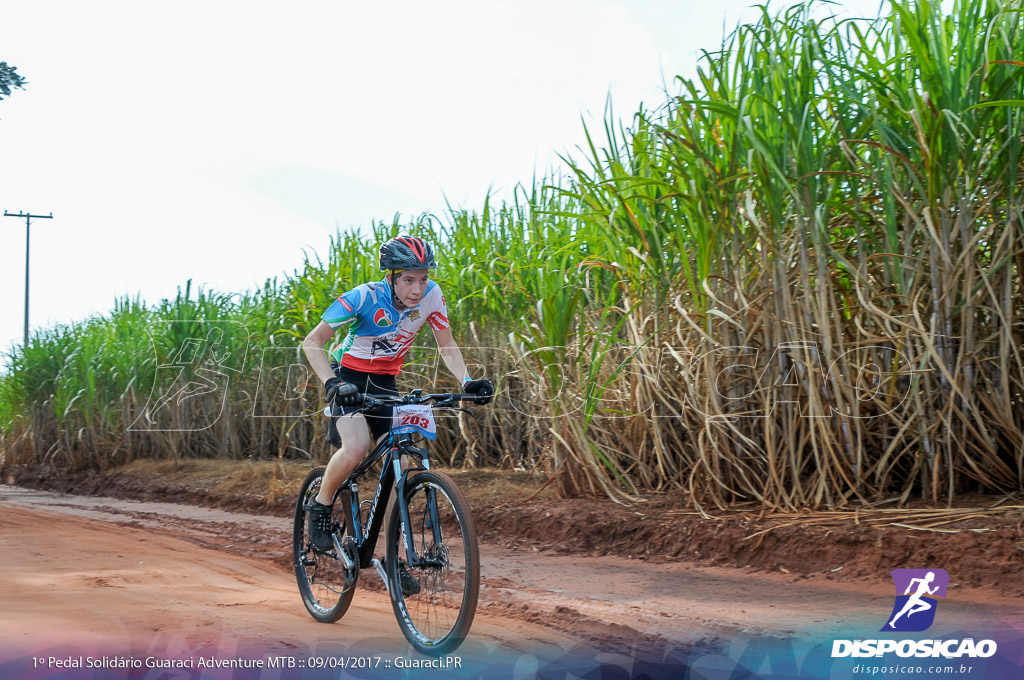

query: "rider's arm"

left=302, top=320, right=338, bottom=384
left=431, top=326, right=471, bottom=386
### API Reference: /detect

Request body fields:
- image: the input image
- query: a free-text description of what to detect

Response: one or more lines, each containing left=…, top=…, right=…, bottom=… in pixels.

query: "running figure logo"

left=881, top=569, right=949, bottom=632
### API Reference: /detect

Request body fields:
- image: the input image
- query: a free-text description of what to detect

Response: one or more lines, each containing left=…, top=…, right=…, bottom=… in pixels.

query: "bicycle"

left=293, top=389, right=484, bottom=655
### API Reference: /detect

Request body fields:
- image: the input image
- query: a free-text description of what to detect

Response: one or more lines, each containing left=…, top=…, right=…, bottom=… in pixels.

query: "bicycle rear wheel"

left=385, top=470, right=479, bottom=655
left=293, top=467, right=357, bottom=623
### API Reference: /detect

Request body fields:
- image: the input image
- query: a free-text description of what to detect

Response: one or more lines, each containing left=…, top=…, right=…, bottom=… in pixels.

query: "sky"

left=0, top=0, right=890, bottom=364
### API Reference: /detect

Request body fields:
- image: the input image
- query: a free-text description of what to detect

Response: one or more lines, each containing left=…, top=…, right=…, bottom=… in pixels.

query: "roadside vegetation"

left=2, top=0, right=1023, bottom=510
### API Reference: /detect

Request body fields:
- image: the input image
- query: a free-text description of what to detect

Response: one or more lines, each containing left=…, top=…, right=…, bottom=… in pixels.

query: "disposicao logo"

left=831, top=568, right=997, bottom=660
left=882, top=568, right=948, bottom=632
left=374, top=309, right=393, bottom=327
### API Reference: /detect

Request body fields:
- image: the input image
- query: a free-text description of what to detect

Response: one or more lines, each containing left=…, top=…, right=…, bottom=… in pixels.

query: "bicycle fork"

left=370, top=455, right=425, bottom=594
left=394, top=456, right=445, bottom=569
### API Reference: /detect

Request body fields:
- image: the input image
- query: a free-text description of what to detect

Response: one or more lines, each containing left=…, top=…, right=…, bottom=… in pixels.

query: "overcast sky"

left=1, top=0, right=889, bottom=363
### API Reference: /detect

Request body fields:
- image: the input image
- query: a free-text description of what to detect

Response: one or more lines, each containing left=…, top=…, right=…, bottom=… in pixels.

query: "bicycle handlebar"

left=359, top=391, right=488, bottom=410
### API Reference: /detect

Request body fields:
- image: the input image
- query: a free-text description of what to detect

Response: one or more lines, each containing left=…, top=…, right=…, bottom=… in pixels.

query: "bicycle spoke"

left=386, top=471, right=479, bottom=655
left=293, top=468, right=356, bottom=623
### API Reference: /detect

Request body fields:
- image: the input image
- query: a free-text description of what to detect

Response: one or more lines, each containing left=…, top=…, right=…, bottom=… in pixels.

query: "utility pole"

left=4, top=210, right=53, bottom=347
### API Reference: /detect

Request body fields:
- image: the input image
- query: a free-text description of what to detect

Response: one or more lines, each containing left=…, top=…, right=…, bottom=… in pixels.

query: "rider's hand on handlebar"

left=462, top=378, right=494, bottom=405
left=325, top=377, right=363, bottom=408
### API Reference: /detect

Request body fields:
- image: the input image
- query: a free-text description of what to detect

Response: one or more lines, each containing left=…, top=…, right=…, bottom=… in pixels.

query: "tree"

left=0, top=62, right=27, bottom=100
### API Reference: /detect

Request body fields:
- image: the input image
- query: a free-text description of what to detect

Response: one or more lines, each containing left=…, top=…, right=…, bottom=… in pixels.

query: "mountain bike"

left=293, top=389, right=483, bottom=655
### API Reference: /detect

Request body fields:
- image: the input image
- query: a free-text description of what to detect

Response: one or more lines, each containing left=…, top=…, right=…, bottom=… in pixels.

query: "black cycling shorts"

left=329, top=365, right=399, bottom=444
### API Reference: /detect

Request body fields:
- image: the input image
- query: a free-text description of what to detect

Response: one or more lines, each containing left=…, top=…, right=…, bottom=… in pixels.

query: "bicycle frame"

left=319, top=390, right=481, bottom=579
left=296, top=387, right=487, bottom=654
left=335, top=430, right=440, bottom=571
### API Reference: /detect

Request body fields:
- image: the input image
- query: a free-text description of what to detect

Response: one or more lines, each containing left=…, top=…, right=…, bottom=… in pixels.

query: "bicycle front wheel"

left=385, top=470, right=479, bottom=655
left=293, top=467, right=357, bottom=623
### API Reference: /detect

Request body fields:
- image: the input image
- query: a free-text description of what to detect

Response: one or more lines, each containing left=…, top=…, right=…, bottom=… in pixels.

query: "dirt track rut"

left=1, top=485, right=1020, bottom=663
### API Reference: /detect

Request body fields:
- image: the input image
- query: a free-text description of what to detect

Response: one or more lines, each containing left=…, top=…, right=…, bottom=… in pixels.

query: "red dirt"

left=2, top=461, right=1023, bottom=677
left=0, top=500, right=590, bottom=671
left=5, top=462, right=1023, bottom=594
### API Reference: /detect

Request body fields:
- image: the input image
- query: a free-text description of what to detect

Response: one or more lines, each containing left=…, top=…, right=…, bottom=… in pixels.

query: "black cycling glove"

left=463, top=378, right=495, bottom=405
left=325, top=377, right=362, bottom=408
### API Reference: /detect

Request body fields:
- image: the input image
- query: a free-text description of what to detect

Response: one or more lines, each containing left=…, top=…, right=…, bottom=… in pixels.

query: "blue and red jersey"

left=321, top=277, right=449, bottom=375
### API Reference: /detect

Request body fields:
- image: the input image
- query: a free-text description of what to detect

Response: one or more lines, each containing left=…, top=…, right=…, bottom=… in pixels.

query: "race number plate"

left=391, top=405, right=437, bottom=440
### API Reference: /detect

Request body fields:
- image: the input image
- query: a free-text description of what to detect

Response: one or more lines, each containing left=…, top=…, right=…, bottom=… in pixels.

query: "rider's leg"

left=307, top=414, right=371, bottom=551
left=316, top=413, right=371, bottom=506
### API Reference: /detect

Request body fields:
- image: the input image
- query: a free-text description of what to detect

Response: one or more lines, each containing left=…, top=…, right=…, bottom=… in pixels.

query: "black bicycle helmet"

left=379, top=235, right=437, bottom=271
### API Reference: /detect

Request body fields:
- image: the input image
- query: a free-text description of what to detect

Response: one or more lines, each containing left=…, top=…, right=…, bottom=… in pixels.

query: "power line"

left=4, top=210, right=53, bottom=347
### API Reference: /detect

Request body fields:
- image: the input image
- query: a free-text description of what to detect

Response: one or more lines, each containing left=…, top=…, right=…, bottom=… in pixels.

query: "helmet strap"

left=389, top=270, right=406, bottom=310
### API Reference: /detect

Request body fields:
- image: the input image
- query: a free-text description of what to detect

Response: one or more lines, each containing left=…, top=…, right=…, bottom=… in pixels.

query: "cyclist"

left=301, top=235, right=494, bottom=558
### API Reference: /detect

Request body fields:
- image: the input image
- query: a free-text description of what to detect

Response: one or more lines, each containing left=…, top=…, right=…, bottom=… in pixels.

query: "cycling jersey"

left=321, top=277, right=450, bottom=375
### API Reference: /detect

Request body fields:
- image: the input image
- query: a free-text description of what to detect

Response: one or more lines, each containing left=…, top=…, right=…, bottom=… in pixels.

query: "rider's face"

left=392, top=269, right=429, bottom=308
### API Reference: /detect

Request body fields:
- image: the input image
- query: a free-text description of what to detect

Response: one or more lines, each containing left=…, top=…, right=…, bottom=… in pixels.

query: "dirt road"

left=1, top=485, right=1022, bottom=679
